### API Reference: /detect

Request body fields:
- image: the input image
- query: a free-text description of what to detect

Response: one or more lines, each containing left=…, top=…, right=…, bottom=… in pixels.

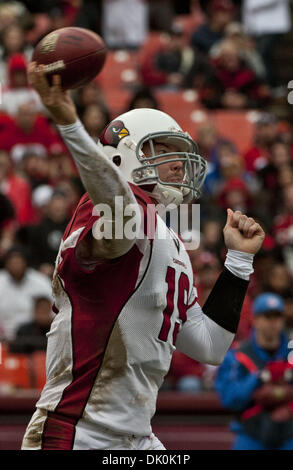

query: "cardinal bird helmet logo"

left=100, top=120, right=129, bottom=148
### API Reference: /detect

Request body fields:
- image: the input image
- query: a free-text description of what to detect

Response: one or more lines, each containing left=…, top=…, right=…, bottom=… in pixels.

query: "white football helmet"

left=97, top=108, right=207, bottom=206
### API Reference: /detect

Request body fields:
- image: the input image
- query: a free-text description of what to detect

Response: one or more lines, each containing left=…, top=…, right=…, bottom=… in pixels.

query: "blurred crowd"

left=0, top=0, right=293, bottom=432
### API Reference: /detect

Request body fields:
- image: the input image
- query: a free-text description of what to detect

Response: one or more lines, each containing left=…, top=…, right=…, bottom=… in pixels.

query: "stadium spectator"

left=218, top=177, right=252, bottom=214
left=9, top=295, right=52, bottom=354
left=195, top=121, right=240, bottom=183
left=205, top=140, right=258, bottom=197
left=56, top=176, right=85, bottom=217
left=284, top=293, right=293, bottom=341
left=20, top=146, right=50, bottom=190
left=0, top=3, right=21, bottom=32
left=74, top=81, right=107, bottom=117
left=0, top=150, right=35, bottom=225
left=148, top=0, right=175, bottom=33
left=81, top=103, right=111, bottom=140
left=31, top=184, right=54, bottom=221
left=101, top=0, right=149, bottom=50
left=0, top=246, right=52, bottom=341
left=0, top=102, right=63, bottom=164
left=273, top=184, right=293, bottom=274
left=264, top=264, right=293, bottom=299
left=200, top=219, right=224, bottom=260
left=278, top=165, right=293, bottom=191
left=191, top=250, right=222, bottom=304
left=191, top=0, right=236, bottom=55
left=242, top=0, right=291, bottom=89
left=216, top=292, right=293, bottom=450
left=73, top=0, right=102, bottom=34
left=141, top=23, right=196, bottom=89
left=249, top=248, right=279, bottom=299
left=48, top=150, right=76, bottom=186
left=243, top=112, right=279, bottom=172
left=0, top=193, right=15, bottom=229
left=0, top=24, right=33, bottom=85
left=19, top=190, right=70, bottom=273
left=199, top=39, right=271, bottom=109
left=127, top=87, right=159, bottom=111
left=210, top=21, right=266, bottom=80
left=257, top=140, right=292, bottom=192
left=0, top=193, right=15, bottom=258
left=0, top=53, right=43, bottom=116
left=257, top=139, right=293, bottom=215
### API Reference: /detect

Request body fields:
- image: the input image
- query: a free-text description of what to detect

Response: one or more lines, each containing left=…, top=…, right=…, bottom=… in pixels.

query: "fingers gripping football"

left=224, top=209, right=265, bottom=254
left=27, top=62, right=77, bottom=125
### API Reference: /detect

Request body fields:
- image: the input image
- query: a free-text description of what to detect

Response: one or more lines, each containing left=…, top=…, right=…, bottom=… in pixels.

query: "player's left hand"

left=223, top=209, right=265, bottom=254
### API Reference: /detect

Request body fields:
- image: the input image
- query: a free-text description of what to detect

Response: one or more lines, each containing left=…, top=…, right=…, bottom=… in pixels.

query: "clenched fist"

left=223, top=209, right=265, bottom=255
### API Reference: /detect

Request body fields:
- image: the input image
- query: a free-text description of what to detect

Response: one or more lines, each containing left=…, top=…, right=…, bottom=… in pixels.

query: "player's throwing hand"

left=223, top=208, right=265, bottom=254
left=27, top=62, right=78, bottom=126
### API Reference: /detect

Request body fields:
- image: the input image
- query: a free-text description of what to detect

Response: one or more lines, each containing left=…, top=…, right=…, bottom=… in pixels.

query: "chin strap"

left=151, top=183, right=184, bottom=207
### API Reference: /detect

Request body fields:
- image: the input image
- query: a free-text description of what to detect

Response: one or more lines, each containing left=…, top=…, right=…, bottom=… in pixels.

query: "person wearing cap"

left=215, top=292, right=293, bottom=450
left=0, top=53, right=43, bottom=116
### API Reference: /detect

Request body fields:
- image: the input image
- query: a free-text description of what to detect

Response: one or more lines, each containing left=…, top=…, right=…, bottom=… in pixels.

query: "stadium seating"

left=30, top=351, right=46, bottom=390
left=0, top=345, right=46, bottom=391
left=0, top=345, right=31, bottom=390
left=210, top=111, right=256, bottom=154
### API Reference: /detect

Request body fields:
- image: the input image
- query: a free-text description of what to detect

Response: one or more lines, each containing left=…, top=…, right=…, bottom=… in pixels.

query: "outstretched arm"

left=176, top=210, right=265, bottom=365
left=27, top=63, right=139, bottom=259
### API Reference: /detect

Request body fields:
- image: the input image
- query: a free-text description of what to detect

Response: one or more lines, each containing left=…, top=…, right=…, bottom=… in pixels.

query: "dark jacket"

left=215, top=331, right=293, bottom=448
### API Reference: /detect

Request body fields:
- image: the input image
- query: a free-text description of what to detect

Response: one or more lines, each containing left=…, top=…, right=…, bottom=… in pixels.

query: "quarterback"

left=22, top=64, right=265, bottom=450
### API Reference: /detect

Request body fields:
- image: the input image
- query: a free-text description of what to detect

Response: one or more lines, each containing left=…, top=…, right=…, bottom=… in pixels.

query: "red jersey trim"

left=41, top=233, right=154, bottom=450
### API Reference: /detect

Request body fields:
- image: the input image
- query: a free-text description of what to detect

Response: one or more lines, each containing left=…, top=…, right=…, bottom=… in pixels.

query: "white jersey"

left=22, top=185, right=199, bottom=450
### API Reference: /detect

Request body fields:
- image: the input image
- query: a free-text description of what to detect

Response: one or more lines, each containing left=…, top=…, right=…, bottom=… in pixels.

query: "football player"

left=22, top=64, right=265, bottom=450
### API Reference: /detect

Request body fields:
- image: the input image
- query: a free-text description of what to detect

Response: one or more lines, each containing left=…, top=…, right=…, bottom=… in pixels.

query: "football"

left=32, top=27, right=107, bottom=90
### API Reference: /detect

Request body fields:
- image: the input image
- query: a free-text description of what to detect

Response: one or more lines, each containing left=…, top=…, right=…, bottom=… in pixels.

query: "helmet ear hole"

left=113, top=155, right=121, bottom=167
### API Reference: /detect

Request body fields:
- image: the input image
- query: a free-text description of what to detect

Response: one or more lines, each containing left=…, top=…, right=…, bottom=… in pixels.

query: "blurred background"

left=0, top=0, right=293, bottom=450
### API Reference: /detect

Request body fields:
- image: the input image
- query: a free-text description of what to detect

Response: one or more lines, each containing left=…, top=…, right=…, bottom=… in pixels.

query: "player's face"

left=142, top=141, right=184, bottom=184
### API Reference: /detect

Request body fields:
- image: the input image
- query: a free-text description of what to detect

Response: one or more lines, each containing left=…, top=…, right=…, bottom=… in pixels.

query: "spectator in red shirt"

left=0, top=150, right=34, bottom=225
left=257, top=139, right=293, bottom=215
left=0, top=102, right=64, bottom=164
left=218, top=177, right=252, bottom=214
left=243, top=112, right=279, bottom=173
left=199, top=39, right=271, bottom=109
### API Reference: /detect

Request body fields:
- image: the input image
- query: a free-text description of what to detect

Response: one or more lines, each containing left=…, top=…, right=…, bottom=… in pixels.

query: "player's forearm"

left=176, top=304, right=234, bottom=365
left=176, top=251, right=254, bottom=364
left=57, top=119, right=136, bottom=211
left=202, top=250, right=253, bottom=334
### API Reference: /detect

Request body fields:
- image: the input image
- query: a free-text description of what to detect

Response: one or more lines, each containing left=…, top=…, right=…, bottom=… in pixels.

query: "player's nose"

left=170, top=159, right=184, bottom=173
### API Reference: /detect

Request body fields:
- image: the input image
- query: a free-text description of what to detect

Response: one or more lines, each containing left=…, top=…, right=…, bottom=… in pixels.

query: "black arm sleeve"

left=202, top=267, right=249, bottom=334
